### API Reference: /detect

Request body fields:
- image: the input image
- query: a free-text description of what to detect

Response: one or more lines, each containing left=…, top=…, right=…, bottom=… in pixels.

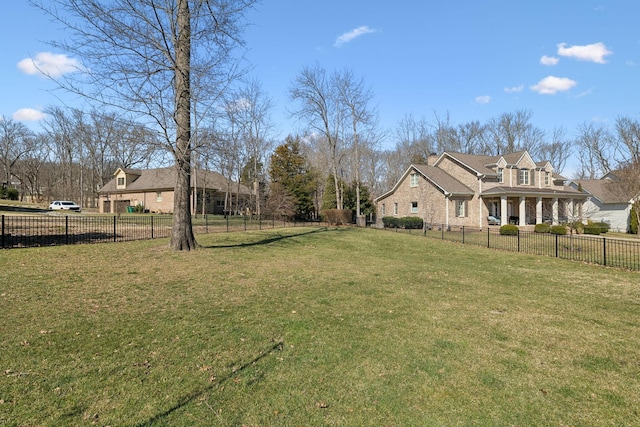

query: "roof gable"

left=375, top=164, right=474, bottom=201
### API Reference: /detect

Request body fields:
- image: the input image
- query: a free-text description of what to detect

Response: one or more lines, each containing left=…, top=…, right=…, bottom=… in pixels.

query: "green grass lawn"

left=1, top=227, right=639, bottom=426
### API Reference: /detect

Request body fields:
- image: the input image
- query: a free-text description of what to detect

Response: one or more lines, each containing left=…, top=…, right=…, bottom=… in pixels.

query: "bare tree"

left=14, top=133, right=50, bottom=202
left=290, top=63, right=345, bottom=209
left=483, top=109, right=545, bottom=156
left=42, top=107, right=81, bottom=201
left=32, top=0, right=255, bottom=250
left=335, top=69, right=378, bottom=219
left=394, top=113, right=435, bottom=163
left=232, top=79, right=275, bottom=216
left=0, top=116, right=35, bottom=194
left=538, top=127, right=572, bottom=175
left=614, top=116, right=640, bottom=166
left=574, top=122, right=614, bottom=179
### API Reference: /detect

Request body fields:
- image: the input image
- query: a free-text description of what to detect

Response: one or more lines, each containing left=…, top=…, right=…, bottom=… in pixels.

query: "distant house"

left=568, top=173, right=633, bottom=232
left=98, top=167, right=251, bottom=214
left=375, top=151, right=586, bottom=229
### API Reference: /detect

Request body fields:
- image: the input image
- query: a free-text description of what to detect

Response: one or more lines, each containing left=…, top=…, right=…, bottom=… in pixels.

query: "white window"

left=410, top=173, right=418, bottom=187
left=456, top=200, right=467, bottom=217
left=393, top=202, right=398, bottom=215
left=411, top=201, right=418, bottom=213
left=497, top=168, right=503, bottom=183
left=156, top=192, right=162, bottom=202
left=544, top=171, right=550, bottom=186
left=381, top=204, right=386, bottom=215
left=519, top=169, right=530, bottom=185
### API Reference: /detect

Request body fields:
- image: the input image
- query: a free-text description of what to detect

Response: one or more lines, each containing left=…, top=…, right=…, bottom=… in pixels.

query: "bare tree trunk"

left=170, top=0, right=197, bottom=250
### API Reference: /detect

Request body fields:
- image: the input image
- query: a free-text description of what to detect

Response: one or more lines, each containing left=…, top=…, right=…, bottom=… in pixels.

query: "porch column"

left=519, top=196, right=526, bottom=226
left=500, top=196, right=508, bottom=226
left=567, top=199, right=574, bottom=222
left=445, top=196, right=450, bottom=228
left=536, top=197, right=543, bottom=224
left=552, top=197, right=559, bottom=225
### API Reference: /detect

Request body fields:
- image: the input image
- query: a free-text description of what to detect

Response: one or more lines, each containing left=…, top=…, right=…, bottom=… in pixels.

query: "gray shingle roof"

left=413, top=164, right=475, bottom=195
left=99, top=167, right=250, bottom=194
left=574, top=179, right=628, bottom=204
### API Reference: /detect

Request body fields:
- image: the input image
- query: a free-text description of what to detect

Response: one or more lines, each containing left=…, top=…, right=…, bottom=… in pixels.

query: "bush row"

left=535, top=221, right=610, bottom=235
left=382, top=216, right=424, bottom=229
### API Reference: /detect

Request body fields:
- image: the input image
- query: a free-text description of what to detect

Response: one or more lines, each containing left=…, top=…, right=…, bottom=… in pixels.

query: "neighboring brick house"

left=567, top=173, right=633, bottom=232
left=98, top=167, right=251, bottom=214
left=375, top=151, right=587, bottom=229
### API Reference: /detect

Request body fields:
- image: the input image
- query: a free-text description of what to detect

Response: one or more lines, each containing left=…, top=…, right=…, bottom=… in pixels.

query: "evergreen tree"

left=269, top=136, right=318, bottom=219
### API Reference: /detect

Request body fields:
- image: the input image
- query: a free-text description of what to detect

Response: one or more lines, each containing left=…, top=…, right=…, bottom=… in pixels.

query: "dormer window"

left=497, top=168, right=503, bottom=183
left=519, top=169, right=530, bottom=185
left=544, top=171, right=550, bottom=186
left=117, top=177, right=125, bottom=186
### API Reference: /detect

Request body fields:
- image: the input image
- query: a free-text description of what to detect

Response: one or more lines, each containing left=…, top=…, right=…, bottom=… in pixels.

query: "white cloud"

left=13, top=108, right=46, bottom=122
left=557, top=42, right=612, bottom=64
left=540, top=55, right=559, bottom=66
left=334, top=26, right=378, bottom=47
left=530, top=76, right=577, bottom=94
left=475, top=95, right=491, bottom=104
left=17, top=52, right=81, bottom=77
left=504, top=85, right=524, bottom=94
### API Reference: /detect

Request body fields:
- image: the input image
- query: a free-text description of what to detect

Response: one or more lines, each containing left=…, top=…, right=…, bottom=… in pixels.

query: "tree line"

left=3, top=95, right=639, bottom=222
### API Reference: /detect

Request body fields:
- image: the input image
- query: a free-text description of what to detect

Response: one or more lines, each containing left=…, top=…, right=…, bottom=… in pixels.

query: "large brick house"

left=375, top=151, right=587, bottom=229
left=98, top=167, right=251, bottom=214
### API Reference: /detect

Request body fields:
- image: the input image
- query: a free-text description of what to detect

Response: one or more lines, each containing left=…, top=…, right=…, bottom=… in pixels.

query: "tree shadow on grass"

left=200, top=226, right=332, bottom=249
left=135, top=340, right=284, bottom=427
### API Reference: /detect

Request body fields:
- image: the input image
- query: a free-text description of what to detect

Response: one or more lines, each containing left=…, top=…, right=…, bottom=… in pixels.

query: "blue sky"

left=3, top=1, right=640, bottom=160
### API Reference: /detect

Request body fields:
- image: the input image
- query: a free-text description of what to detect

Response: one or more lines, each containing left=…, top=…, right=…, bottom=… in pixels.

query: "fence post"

left=487, top=227, right=490, bottom=248
left=226, top=215, right=229, bottom=232
left=462, top=226, right=465, bottom=244
left=65, top=216, right=69, bottom=245
left=603, top=238, right=607, bottom=267
left=244, top=215, right=247, bottom=231
left=517, top=229, right=520, bottom=252
left=151, top=216, right=154, bottom=239
left=1, top=215, right=4, bottom=249
left=113, top=215, right=117, bottom=242
left=205, top=214, right=209, bottom=234
left=555, top=233, right=558, bottom=258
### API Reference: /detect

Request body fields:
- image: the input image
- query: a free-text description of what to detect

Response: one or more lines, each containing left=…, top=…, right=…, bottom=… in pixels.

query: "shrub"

left=0, top=187, right=19, bottom=200
left=569, top=221, right=584, bottom=234
left=583, top=225, right=601, bottom=235
left=399, top=216, right=423, bottom=229
left=382, top=216, right=399, bottom=228
left=499, top=224, right=519, bottom=235
left=321, top=209, right=353, bottom=225
left=550, top=225, right=567, bottom=235
left=593, top=222, right=609, bottom=233
left=134, top=204, right=145, bottom=213
left=631, top=207, right=638, bottom=235
left=534, top=223, right=550, bottom=233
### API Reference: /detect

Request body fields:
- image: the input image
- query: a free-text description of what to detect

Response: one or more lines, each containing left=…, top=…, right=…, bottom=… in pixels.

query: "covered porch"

left=482, top=188, right=587, bottom=228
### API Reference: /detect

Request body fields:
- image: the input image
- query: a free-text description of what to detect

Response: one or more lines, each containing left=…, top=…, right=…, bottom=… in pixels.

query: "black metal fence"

left=0, top=214, right=320, bottom=249
left=384, top=224, right=640, bottom=271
